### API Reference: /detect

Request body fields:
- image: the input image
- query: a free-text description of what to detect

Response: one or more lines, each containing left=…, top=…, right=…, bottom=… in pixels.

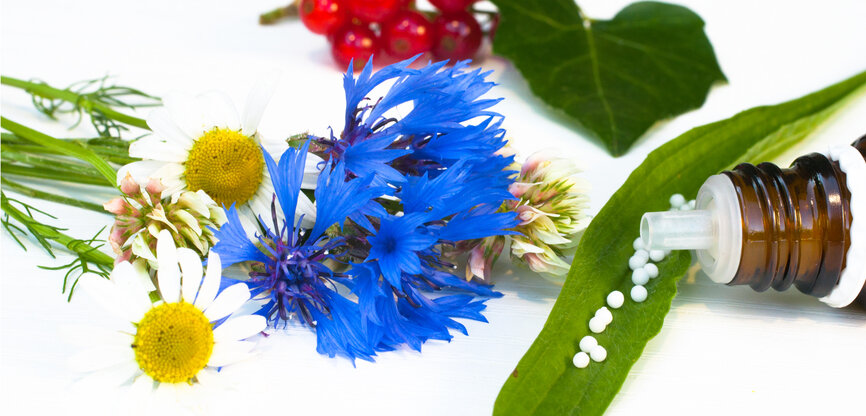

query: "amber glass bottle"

left=642, top=137, right=866, bottom=308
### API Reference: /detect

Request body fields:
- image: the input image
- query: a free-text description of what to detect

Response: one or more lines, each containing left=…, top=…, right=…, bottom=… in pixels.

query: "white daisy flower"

left=119, top=75, right=320, bottom=230
left=69, top=229, right=266, bottom=394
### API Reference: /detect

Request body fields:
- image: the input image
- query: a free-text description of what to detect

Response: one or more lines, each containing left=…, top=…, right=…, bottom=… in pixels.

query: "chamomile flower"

left=69, top=230, right=266, bottom=393
left=119, top=76, right=320, bottom=231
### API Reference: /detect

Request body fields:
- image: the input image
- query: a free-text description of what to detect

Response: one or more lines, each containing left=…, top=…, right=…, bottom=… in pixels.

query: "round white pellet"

left=589, top=316, right=606, bottom=333
left=579, top=335, right=598, bottom=352
left=631, top=285, right=648, bottom=302
left=669, top=194, right=686, bottom=208
left=632, top=268, right=650, bottom=285
left=643, top=263, right=659, bottom=279
left=634, top=249, right=649, bottom=260
left=632, top=237, right=645, bottom=251
left=590, top=345, right=607, bottom=362
left=606, top=290, right=624, bottom=309
left=628, top=255, right=647, bottom=270
left=688, top=200, right=697, bottom=210
left=595, top=307, right=613, bottom=325
left=573, top=351, right=590, bottom=368
left=649, top=249, right=665, bottom=262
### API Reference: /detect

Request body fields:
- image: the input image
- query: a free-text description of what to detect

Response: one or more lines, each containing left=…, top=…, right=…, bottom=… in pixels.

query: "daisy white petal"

left=78, top=361, right=140, bottom=389
left=78, top=275, right=139, bottom=323
left=177, top=247, right=204, bottom=304
left=164, top=92, right=209, bottom=139
left=241, top=71, right=279, bottom=136
left=68, top=346, right=134, bottom=372
left=117, top=160, right=169, bottom=186
left=203, top=283, right=250, bottom=321
left=213, top=315, right=266, bottom=343
left=198, top=91, right=241, bottom=131
left=145, top=107, right=193, bottom=149
left=62, top=325, right=133, bottom=347
left=109, top=261, right=153, bottom=318
left=207, top=340, right=255, bottom=367
left=302, top=153, right=324, bottom=189
left=128, top=374, right=155, bottom=398
left=128, top=135, right=188, bottom=163
left=155, top=230, right=181, bottom=303
left=194, top=251, right=222, bottom=310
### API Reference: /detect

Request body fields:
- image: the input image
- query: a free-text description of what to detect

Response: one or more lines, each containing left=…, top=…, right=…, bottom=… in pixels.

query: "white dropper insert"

left=640, top=175, right=743, bottom=284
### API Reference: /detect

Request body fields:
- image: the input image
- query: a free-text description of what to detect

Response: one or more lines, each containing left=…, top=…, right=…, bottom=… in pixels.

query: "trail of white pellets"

left=572, top=194, right=694, bottom=369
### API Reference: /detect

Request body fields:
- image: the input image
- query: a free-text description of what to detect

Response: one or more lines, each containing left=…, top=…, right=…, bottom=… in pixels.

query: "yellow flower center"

left=133, top=301, right=214, bottom=384
left=184, top=128, right=264, bottom=207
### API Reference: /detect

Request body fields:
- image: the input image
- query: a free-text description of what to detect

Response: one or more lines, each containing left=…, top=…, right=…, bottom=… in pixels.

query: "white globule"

left=579, top=335, right=598, bottom=352
left=634, top=249, right=649, bottom=260
left=628, top=255, right=648, bottom=270
left=606, top=290, right=624, bottom=308
left=649, top=249, right=665, bottom=262
left=633, top=237, right=645, bottom=251
left=643, top=263, right=659, bottom=279
left=573, top=351, right=590, bottom=368
left=595, top=307, right=613, bottom=325
left=589, top=316, right=606, bottom=333
left=631, top=285, right=648, bottom=302
left=590, top=345, right=607, bottom=362
left=669, top=193, right=686, bottom=208
left=632, top=268, right=650, bottom=285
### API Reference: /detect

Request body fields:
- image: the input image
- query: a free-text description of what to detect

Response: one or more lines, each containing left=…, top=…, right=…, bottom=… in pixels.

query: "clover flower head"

left=507, top=151, right=591, bottom=282
left=105, top=174, right=227, bottom=271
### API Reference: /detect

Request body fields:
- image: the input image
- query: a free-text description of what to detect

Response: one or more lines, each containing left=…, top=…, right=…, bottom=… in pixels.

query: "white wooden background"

left=2, top=1, right=865, bottom=415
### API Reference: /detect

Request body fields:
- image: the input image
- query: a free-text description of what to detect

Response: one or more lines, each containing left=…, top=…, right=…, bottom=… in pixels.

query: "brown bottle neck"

left=722, top=137, right=866, bottom=304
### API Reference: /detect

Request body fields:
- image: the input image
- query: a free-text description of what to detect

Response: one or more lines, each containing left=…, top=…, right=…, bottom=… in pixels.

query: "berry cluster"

left=298, top=0, right=486, bottom=68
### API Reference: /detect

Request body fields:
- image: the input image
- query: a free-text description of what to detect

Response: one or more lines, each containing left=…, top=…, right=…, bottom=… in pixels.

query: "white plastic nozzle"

left=638, top=175, right=743, bottom=284
left=641, top=210, right=714, bottom=251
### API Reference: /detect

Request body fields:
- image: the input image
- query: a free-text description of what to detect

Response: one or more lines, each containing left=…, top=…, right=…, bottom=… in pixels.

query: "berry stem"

left=259, top=1, right=300, bottom=25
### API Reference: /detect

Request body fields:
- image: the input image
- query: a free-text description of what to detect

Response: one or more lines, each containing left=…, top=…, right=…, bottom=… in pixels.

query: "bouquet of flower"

left=0, top=57, right=589, bottom=391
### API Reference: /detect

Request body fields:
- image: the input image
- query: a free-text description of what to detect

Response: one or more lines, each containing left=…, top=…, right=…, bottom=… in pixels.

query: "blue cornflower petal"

left=210, top=205, right=270, bottom=267
left=263, top=141, right=310, bottom=223
left=309, top=161, right=389, bottom=240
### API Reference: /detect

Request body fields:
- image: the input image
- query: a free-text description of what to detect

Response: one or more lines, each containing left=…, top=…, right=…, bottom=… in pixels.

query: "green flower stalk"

left=463, top=150, right=591, bottom=283
left=104, top=174, right=227, bottom=270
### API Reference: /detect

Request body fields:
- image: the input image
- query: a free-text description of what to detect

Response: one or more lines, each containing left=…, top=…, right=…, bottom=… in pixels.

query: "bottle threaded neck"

left=724, top=150, right=855, bottom=298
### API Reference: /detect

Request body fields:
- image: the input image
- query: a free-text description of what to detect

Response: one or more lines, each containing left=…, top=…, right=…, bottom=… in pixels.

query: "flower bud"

left=105, top=176, right=226, bottom=272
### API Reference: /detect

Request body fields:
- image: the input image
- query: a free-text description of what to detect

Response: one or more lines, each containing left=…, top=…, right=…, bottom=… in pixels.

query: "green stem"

left=259, top=1, right=299, bottom=25
left=2, top=163, right=111, bottom=186
left=2, top=133, right=136, bottom=165
left=1, top=146, right=102, bottom=175
left=0, top=76, right=149, bottom=130
left=0, top=192, right=114, bottom=267
left=1, top=117, right=118, bottom=186
left=1, top=177, right=106, bottom=213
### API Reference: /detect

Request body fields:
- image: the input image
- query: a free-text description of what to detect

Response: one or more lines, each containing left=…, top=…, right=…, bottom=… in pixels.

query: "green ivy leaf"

left=493, top=70, right=866, bottom=416
left=490, top=0, right=726, bottom=155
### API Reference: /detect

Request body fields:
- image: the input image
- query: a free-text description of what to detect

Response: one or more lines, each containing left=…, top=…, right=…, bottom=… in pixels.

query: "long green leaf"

left=494, top=70, right=866, bottom=416
left=1, top=117, right=117, bottom=186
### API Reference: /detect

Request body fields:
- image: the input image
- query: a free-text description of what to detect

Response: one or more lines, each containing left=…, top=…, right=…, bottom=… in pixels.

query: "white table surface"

left=2, top=1, right=866, bottom=415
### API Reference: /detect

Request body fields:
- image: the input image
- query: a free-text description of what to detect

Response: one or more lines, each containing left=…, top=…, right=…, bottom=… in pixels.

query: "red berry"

left=430, top=0, right=476, bottom=13
left=345, top=0, right=407, bottom=23
left=381, top=10, right=433, bottom=60
left=432, top=11, right=482, bottom=62
left=299, top=0, right=347, bottom=35
left=330, top=24, right=380, bottom=69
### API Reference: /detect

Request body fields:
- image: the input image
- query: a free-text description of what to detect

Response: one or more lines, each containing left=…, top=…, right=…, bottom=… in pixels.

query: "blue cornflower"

left=312, top=56, right=508, bottom=183
left=350, top=158, right=519, bottom=351
left=212, top=141, right=388, bottom=361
